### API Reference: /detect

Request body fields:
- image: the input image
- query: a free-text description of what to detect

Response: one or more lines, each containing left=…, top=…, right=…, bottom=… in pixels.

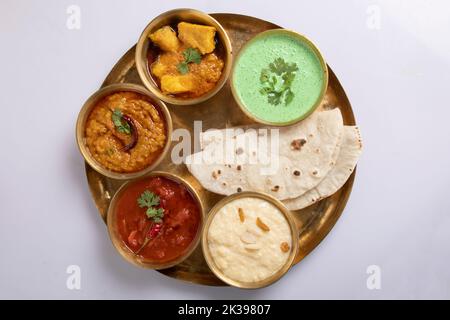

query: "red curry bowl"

left=107, top=171, right=204, bottom=270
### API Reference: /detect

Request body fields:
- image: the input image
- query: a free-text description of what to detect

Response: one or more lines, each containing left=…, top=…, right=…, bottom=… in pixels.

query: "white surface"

left=0, top=0, right=449, bottom=299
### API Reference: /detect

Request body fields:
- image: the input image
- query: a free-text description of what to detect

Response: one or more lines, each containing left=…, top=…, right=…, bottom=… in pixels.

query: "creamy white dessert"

left=207, top=197, right=292, bottom=283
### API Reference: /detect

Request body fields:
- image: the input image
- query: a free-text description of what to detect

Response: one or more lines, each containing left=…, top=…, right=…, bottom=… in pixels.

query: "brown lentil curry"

left=85, top=92, right=167, bottom=173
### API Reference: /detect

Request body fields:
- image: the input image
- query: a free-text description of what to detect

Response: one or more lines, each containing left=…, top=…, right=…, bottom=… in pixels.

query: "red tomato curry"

left=115, top=176, right=201, bottom=263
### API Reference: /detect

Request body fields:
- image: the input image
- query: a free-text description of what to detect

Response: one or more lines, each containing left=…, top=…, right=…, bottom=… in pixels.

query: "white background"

left=0, top=0, right=449, bottom=299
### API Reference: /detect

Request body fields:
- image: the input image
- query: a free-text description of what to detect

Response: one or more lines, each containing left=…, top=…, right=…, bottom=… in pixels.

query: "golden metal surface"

left=85, top=13, right=357, bottom=286
left=135, top=9, right=233, bottom=105
left=107, top=171, right=204, bottom=270
left=231, top=29, right=329, bottom=126
left=202, top=191, right=299, bottom=289
left=76, top=83, right=173, bottom=180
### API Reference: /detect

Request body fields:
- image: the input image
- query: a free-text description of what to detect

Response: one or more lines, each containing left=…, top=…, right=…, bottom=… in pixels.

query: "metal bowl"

left=76, top=83, right=173, bottom=180
left=107, top=171, right=205, bottom=270
left=135, top=8, right=233, bottom=105
left=231, top=29, right=329, bottom=126
left=202, top=191, right=299, bottom=288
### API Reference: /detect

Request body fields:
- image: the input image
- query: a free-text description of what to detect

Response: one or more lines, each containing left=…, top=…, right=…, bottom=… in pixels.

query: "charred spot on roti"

left=271, top=185, right=280, bottom=192
left=186, top=109, right=346, bottom=203
left=291, top=138, right=307, bottom=151
left=237, top=187, right=243, bottom=192
left=212, top=171, right=218, bottom=179
left=236, top=147, right=244, bottom=155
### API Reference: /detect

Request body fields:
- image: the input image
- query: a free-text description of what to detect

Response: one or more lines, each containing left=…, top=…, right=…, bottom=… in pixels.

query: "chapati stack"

left=185, top=108, right=362, bottom=210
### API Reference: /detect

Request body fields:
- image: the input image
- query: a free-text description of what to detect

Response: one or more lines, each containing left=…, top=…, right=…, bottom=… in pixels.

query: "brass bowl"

left=135, top=8, right=233, bottom=106
left=76, top=83, right=173, bottom=180
left=231, top=29, right=329, bottom=126
left=202, top=191, right=299, bottom=289
left=107, top=171, right=205, bottom=270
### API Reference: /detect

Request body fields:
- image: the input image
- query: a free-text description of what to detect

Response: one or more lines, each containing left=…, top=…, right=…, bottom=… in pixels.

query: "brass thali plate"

left=85, top=13, right=357, bottom=286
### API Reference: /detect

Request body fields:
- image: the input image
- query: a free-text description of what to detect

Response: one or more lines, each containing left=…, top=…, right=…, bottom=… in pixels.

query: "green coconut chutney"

left=232, top=31, right=326, bottom=124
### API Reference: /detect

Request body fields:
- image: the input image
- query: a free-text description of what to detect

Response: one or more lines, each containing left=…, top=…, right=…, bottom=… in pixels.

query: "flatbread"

left=185, top=109, right=344, bottom=200
left=283, top=126, right=362, bottom=210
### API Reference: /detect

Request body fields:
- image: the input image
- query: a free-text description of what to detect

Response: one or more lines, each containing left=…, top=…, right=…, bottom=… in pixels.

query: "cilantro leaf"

left=268, top=92, right=283, bottom=106
left=183, top=48, right=202, bottom=64
left=177, top=62, right=189, bottom=75
left=259, top=58, right=299, bottom=106
left=112, top=109, right=131, bottom=134
left=137, top=190, right=165, bottom=224
left=269, top=57, right=299, bottom=75
left=177, top=48, right=202, bottom=74
left=146, top=207, right=164, bottom=223
left=284, top=89, right=295, bottom=105
left=260, top=68, right=270, bottom=84
left=137, top=190, right=160, bottom=208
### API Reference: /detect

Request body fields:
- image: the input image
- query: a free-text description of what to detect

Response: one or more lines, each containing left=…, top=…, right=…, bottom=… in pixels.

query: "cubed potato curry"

left=149, top=26, right=181, bottom=52
left=177, top=22, right=216, bottom=55
left=148, top=22, right=224, bottom=99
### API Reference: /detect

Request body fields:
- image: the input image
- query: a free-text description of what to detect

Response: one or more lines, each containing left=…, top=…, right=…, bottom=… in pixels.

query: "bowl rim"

left=201, top=191, right=299, bottom=289
left=135, top=8, right=233, bottom=106
left=76, top=83, right=173, bottom=180
left=230, top=28, right=329, bottom=127
left=106, top=171, right=205, bottom=270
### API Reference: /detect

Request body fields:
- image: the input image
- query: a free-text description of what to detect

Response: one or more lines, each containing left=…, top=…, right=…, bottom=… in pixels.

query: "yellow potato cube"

left=150, top=60, right=167, bottom=78
left=178, top=22, right=216, bottom=54
left=149, top=26, right=181, bottom=52
left=160, top=74, right=196, bottom=94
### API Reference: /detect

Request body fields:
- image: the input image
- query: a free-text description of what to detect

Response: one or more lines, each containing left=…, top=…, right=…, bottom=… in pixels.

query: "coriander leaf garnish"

left=137, top=190, right=165, bottom=224
left=134, top=190, right=165, bottom=255
left=183, top=47, right=202, bottom=64
left=177, top=62, right=189, bottom=75
left=259, top=58, right=299, bottom=106
left=112, top=109, right=131, bottom=134
left=145, top=207, right=164, bottom=223
left=138, top=190, right=160, bottom=208
left=177, top=48, right=202, bottom=75
left=269, top=57, right=299, bottom=75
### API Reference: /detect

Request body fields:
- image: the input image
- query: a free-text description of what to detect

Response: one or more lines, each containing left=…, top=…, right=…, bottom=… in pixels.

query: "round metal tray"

left=85, top=13, right=357, bottom=286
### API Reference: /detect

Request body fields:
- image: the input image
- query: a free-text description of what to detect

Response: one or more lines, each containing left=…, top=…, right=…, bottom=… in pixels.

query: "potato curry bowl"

left=135, top=9, right=232, bottom=105
left=76, top=84, right=173, bottom=180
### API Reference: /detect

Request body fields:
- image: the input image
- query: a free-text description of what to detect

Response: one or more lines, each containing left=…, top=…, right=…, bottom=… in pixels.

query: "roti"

left=185, top=109, right=344, bottom=200
left=283, top=126, right=362, bottom=210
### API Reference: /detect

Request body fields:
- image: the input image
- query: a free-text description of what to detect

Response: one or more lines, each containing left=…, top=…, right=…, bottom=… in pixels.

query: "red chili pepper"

left=135, top=222, right=163, bottom=255
left=121, top=114, right=138, bottom=151
left=147, top=223, right=162, bottom=239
